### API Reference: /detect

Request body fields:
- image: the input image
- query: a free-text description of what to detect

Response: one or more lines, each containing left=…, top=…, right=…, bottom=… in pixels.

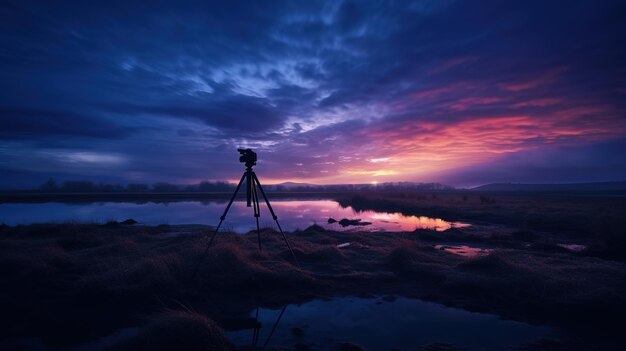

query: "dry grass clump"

left=195, top=242, right=280, bottom=288
left=293, top=245, right=345, bottom=262
left=456, top=250, right=524, bottom=274
left=378, top=239, right=456, bottom=284
left=111, top=310, right=231, bottom=351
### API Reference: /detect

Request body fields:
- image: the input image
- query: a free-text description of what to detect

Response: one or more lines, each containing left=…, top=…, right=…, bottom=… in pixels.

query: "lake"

left=0, top=199, right=470, bottom=233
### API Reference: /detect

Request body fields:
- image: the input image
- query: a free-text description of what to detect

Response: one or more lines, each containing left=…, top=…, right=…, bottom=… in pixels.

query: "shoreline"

left=0, top=191, right=345, bottom=204
left=2, top=189, right=625, bottom=204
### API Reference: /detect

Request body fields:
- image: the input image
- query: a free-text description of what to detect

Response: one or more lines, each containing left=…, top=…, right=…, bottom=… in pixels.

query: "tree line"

left=37, top=178, right=235, bottom=193
left=35, top=178, right=454, bottom=193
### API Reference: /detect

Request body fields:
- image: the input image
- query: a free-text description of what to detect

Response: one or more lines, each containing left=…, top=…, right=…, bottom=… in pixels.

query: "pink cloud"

left=409, top=82, right=479, bottom=101
left=511, top=98, right=563, bottom=108
left=412, top=86, right=456, bottom=99
left=428, top=56, right=477, bottom=75
left=313, top=103, right=626, bottom=183
left=499, top=67, right=568, bottom=92
left=449, top=97, right=503, bottom=111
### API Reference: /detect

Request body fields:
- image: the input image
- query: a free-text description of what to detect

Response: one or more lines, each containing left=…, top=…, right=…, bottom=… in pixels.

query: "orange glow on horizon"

left=272, top=105, right=626, bottom=184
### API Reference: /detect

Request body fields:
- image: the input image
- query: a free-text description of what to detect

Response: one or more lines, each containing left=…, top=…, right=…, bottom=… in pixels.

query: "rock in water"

left=338, top=218, right=372, bottom=227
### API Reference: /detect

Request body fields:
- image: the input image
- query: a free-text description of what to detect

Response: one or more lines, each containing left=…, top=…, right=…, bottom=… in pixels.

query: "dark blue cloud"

left=0, top=107, right=135, bottom=139
left=1, top=0, right=625, bottom=187
left=439, top=138, right=626, bottom=187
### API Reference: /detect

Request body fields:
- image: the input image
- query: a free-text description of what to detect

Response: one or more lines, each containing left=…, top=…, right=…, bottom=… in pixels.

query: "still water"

left=59, top=296, right=555, bottom=351
left=0, top=200, right=469, bottom=233
left=225, top=296, right=556, bottom=350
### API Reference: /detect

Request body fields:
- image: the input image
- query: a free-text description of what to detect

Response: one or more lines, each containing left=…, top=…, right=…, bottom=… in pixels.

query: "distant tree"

left=61, top=181, right=96, bottom=192
left=98, top=183, right=114, bottom=192
left=38, top=178, right=59, bottom=192
left=197, top=181, right=215, bottom=192
left=215, top=181, right=234, bottom=191
left=96, top=183, right=125, bottom=192
left=127, top=183, right=149, bottom=192
left=197, top=181, right=233, bottom=192
left=183, top=184, right=198, bottom=192
left=152, top=182, right=179, bottom=192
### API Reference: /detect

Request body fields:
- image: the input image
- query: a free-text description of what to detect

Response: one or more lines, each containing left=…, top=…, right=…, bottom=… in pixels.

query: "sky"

left=1, top=0, right=626, bottom=189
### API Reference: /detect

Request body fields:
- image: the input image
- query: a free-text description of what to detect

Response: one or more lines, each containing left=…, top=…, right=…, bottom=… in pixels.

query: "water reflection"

left=224, top=296, right=555, bottom=351
left=0, top=200, right=470, bottom=233
left=434, top=244, right=492, bottom=257
left=366, top=212, right=470, bottom=232
left=251, top=306, right=287, bottom=349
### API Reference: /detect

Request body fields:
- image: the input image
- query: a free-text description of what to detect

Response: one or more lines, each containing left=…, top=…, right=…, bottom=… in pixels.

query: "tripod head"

left=237, top=148, right=257, bottom=170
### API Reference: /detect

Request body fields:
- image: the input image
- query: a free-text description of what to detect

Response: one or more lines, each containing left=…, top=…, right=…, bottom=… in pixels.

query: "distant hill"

left=276, top=182, right=317, bottom=188
left=472, top=181, right=626, bottom=192
left=266, top=182, right=454, bottom=192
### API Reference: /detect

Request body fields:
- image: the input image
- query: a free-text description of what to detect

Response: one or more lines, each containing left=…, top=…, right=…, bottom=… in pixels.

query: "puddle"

left=224, top=296, right=556, bottom=350
left=343, top=211, right=471, bottom=232
left=8, top=297, right=557, bottom=351
left=434, top=244, right=493, bottom=257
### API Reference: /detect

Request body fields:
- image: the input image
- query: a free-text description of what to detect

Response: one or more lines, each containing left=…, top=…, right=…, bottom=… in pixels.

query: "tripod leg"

left=252, top=173, right=299, bottom=266
left=252, top=180, right=262, bottom=252
left=205, top=172, right=246, bottom=252
left=246, top=169, right=253, bottom=207
left=252, top=306, right=260, bottom=346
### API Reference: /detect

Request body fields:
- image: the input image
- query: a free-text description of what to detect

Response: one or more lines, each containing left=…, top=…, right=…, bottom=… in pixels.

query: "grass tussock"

left=111, top=310, right=231, bottom=351
left=456, top=250, right=524, bottom=274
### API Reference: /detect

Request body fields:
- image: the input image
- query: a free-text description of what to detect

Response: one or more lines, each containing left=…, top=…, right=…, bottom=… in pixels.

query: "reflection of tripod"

left=251, top=305, right=287, bottom=349
left=202, top=160, right=297, bottom=263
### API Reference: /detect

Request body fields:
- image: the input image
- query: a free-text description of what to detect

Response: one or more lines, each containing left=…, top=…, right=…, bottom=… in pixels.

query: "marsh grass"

left=0, top=216, right=624, bottom=349
left=338, top=191, right=626, bottom=261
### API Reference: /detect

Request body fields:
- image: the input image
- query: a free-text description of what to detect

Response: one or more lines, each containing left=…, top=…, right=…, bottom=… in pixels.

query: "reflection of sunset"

left=368, top=212, right=469, bottom=232
left=434, top=245, right=492, bottom=258
left=267, top=200, right=469, bottom=232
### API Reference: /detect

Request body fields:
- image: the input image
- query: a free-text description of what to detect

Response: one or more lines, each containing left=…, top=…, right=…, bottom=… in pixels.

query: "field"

left=1, top=191, right=625, bottom=350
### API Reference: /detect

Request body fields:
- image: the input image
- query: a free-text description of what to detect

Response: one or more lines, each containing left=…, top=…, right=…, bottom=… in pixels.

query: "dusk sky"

left=1, top=0, right=626, bottom=188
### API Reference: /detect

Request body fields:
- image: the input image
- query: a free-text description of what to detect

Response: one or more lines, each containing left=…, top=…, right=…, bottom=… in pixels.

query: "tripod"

left=202, top=162, right=298, bottom=263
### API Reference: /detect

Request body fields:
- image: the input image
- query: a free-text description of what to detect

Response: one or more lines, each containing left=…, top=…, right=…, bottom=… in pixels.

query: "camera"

left=237, top=148, right=257, bottom=168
